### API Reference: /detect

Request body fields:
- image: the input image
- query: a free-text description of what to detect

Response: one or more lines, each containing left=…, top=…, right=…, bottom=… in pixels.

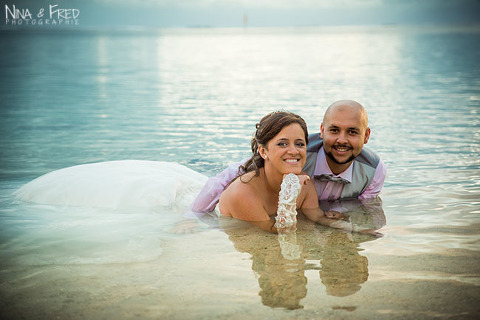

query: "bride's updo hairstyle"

left=238, top=111, right=309, bottom=179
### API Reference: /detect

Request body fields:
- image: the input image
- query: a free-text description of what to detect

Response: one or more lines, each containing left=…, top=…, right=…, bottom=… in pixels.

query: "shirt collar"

left=314, top=147, right=353, bottom=183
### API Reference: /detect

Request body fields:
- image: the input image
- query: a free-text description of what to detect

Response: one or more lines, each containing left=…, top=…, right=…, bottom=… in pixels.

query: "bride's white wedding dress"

left=9, top=161, right=208, bottom=265
left=14, top=160, right=208, bottom=212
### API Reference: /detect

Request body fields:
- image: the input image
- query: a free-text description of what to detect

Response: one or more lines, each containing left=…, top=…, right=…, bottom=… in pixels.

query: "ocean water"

left=0, top=25, right=479, bottom=319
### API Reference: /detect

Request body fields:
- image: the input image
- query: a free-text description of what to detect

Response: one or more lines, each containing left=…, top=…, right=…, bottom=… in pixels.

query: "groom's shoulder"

left=357, top=146, right=381, bottom=168
left=307, top=133, right=322, bottom=152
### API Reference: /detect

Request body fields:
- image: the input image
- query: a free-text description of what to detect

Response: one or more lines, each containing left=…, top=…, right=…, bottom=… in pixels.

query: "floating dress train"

left=14, top=160, right=208, bottom=212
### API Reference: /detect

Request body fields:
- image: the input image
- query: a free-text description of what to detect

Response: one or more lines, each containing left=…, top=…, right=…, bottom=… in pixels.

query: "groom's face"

left=320, top=106, right=370, bottom=171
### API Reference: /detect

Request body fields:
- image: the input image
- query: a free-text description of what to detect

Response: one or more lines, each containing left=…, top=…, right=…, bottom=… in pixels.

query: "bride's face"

left=260, top=123, right=307, bottom=175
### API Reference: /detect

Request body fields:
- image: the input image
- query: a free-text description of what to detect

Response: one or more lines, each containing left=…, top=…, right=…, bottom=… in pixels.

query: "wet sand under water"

left=1, top=220, right=479, bottom=320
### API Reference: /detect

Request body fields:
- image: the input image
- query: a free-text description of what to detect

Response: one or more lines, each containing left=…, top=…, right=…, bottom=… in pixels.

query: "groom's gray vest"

left=303, top=133, right=381, bottom=199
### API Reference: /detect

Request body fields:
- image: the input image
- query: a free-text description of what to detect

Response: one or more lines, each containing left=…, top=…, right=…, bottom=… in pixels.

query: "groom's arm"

left=190, top=159, right=246, bottom=213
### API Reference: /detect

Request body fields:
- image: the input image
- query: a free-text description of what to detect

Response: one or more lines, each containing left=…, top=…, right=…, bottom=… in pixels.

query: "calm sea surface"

left=0, top=25, right=479, bottom=319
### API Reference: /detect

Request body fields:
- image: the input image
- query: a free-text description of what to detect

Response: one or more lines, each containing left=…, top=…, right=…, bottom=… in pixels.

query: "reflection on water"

left=218, top=199, right=385, bottom=309
left=319, top=230, right=369, bottom=297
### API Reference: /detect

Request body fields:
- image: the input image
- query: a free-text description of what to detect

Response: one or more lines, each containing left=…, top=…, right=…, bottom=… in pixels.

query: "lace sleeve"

left=274, top=173, right=301, bottom=229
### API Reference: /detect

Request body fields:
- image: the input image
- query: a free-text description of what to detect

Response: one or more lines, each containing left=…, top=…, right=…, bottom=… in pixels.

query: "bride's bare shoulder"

left=223, top=173, right=259, bottom=203
left=219, top=172, right=268, bottom=221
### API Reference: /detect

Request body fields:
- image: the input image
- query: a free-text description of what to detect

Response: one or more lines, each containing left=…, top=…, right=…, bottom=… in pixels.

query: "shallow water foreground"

left=1, top=194, right=479, bottom=320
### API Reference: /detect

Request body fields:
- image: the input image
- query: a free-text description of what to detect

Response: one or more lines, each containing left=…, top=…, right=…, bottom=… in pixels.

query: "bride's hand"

left=281, top=173, right=310, bottom=186
left=297, top=174, right=310, bottom=186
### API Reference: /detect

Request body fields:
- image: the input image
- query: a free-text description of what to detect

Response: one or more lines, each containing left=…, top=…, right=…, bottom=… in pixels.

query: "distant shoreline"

left=1, top=23, right=480, bottom=34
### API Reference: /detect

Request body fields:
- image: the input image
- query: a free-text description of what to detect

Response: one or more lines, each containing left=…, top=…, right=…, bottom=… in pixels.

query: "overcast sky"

left=2, top=0, right=480, bottom=28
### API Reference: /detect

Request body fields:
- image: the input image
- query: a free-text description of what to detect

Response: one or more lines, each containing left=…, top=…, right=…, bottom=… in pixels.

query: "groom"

left=191, top=100, right=386, bottom=213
